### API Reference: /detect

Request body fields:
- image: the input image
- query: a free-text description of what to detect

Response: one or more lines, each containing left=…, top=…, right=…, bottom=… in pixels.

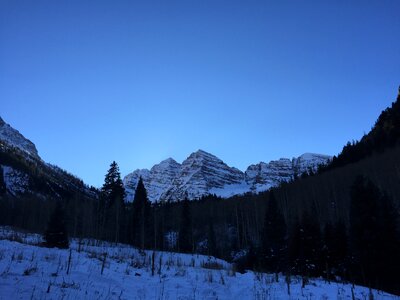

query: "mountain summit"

left=0, top=117, right=39, bottom=159
left=123, top=150, right=331, bottom=202
left=0, top=116, right=95, bottom=200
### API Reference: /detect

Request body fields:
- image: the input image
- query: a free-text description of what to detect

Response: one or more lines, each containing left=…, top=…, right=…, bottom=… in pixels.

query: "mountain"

left=0, top=117, right=39, bottom=160
left=0, top=117, right=96, bottom=200
left=123, top=158, right=180, bottom=202
left=123, top=150, right=331, bottom=202
left=326, top=88, right=400, bottom=170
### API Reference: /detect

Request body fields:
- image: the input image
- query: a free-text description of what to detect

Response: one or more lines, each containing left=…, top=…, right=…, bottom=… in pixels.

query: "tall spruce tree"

left=178, top=198, right=193, bottom=253
left=288, top=218, right=303, bottom=275
left=207, top=221, right=217, bottom=257
left=0, top=165, right=6, bottom=195
left=288, top=210, right=322, bottom=282
left=349, top=176, right=387, bottom=289
left=132, top=177, right=151, bottom=250
left=300, top=210, right=322, bottom=278
left=323, top=221, right=348, bottom=280
left=101, top=161, right=125, bottom=243
left=332, top=221, right=348, bottom=278
left=347, top=174, right=400, bottom=294
left=322, top=222, right=334, bottom=281
left=260, top=192, right=287, bottom=275
left=44, top=202, right=69, bottom=249
left=377, top=193, right=400, bottom=294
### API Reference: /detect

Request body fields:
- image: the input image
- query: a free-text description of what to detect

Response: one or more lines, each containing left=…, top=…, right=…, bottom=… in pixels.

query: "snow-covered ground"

left=0, top=227, right=398, bottom=300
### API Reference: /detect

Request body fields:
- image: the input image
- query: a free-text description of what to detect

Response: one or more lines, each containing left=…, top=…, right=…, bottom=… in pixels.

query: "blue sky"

left=1, top=0, right=399, bottom=187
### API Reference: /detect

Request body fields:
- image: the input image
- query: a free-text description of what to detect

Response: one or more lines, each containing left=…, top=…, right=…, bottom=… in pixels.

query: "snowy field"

left=0, top=227, right=398, bottom=300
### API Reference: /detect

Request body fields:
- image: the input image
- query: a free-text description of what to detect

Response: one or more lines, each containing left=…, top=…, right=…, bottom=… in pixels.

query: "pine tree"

left=260, top=192, right=287, bottom=275
left=44, top=202, right=69, bottom=249
left=288, top=210, right=322, bottom=282
left=300, top=210, right=322, bottom=278
left=375, top=193, right=400, bottom=294
left=322, top=222, right=334, bottom=281
left=100, top=161, right=125, bottom=243
left=132, top=177, right=151, bottom=250
left=207, top=221, right=217, bottom=257
left=349, top=175, right=400, bottom=293
left=287, top=218, right=302, bottom=275
left=178, top=198, right=192, bottom=253
left=0, top=165, right=6, bottom=195
left=349, top=176, right=381, bottom=288
left=332, top=221, right=348, bottom=279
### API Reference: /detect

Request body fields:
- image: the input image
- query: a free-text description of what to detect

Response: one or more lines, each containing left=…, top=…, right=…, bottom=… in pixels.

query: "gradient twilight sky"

left=1, top=1, right=399, bottom=187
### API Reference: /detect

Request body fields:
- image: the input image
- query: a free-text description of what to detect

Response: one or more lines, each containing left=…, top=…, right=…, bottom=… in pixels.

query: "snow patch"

left=0, top=228, right=397, bottom=300
left=2, top=165, right=30, bottom=195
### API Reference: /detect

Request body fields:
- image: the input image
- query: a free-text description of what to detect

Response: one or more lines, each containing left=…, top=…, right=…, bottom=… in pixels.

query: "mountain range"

left=123, top=150, right=331, bottom=202
left=0, top=116, right=331, bottom=201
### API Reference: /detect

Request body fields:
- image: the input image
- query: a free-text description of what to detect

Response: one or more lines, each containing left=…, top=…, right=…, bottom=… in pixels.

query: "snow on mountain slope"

left=0, top=117, right=39, bottom=159
left=245, top=158, right=293, bottom=192
left=293, top=152, right=333, bottom=175
left=123, top=169, right=151, bottom=201
left=0, top=229, right=397, bottom=300
left=0, top=117, right=96, bottom=200
left=1, top=165, right=30, bottom=195
left=123, top=158, right=180, bottom=202
left=160, top=150, right=244, bottom=202
left=124, top=150, right=331, bottom=202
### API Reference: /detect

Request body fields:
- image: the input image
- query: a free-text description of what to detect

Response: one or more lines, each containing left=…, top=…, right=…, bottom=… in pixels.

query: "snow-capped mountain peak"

left=0, top=116, right=39, bottom=159
left=123, top=151, right=331, bottom=202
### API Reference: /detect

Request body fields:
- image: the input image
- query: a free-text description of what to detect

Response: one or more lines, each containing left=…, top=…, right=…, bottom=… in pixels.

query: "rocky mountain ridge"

left=0, top=116, right=331, bottom=202
left=0, top=117, right=96, bottom=200
left=0, top=117, right=39, bottom=160
left=123, top=150, right=331, bottom=202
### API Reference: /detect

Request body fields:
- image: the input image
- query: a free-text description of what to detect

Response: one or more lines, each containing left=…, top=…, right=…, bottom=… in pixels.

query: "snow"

left=1, top=165, right=30, bottom=195
left=0, top=118, right=39, bottom=159
left=209, top=182, right=252, bottom=198
left=124, top=150, right=332, bottom=203
left=0, top=228, right=397, bottom=300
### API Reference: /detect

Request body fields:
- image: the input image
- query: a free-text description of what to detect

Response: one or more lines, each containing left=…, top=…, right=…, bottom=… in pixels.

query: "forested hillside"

left=0, top=88, right=399, bottom=295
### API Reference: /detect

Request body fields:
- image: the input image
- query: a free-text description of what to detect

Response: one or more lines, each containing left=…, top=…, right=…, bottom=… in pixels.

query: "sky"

left=1, top=0, right=399, bottom=187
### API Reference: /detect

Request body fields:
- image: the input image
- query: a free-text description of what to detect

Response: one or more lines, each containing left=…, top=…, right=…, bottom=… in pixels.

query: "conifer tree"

left=207, top=221, right=217, bottom=257
left=375, top=193, right=400, bottom=293
left=322, top=222, right=334, bottom=281
left=260, top=192, right=287, bottom=275
left=288, top=211, right=322, bottom=282
left=0, top=165, right=6, bottom=195
left=44, top=202, right=69, bottom=249
left=132, top=177, right=151, bottom=250
left=100, top=161, right=125, bottom=243
left=300, top=210, right=322, bottom=278
left=178, top=198, right=192, bottom=253
left=288, top=218, right=302, bottom=275
left=323, top=221, right=348, bottom=280
left=350, top=176, right=380, bottom=288
left=332, top=221, right=348, bottom=278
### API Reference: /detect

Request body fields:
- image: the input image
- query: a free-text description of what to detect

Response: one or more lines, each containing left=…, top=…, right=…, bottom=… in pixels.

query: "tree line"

left=1, top=88, right=399, bottom=295
left=35, top=160, right=399, bottom=295
left=1, top=147, right=399, bottom=295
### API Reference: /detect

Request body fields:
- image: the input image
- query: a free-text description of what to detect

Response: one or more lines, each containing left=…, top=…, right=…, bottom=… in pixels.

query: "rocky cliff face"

left=161, top=150, right=244, bottom=201
left=244, top=153, right=332, bottom=193
left=123, top=150, right=332, bottom=202
left=0, top=117, right=39, bottom=159
left=0, top=116, right=331, bottom=203
left=0, top=116, right=96, bottom=200
left=123, top=158, right=180, bottom=202
left=245, top=158, right=293, bottom=193
left=123, top=150, right=244, bottom=202
left=292, top=153, right=332, bottom=175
